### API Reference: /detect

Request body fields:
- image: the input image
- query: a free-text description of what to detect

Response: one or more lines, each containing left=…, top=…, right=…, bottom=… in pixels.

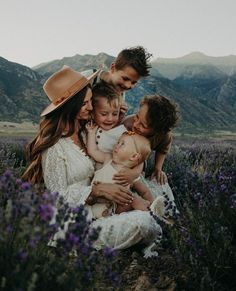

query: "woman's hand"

left=113, top=166, right=141, bottom=186
left=113, top=169, right=136, bottom=186
left=92, top=182, right=133, bottom=205
left=152, top=169, right=167, bottom=185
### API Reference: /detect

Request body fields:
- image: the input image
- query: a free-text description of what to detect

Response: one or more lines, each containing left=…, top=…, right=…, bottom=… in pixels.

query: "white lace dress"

left=42, top=137, right=162, bottom=250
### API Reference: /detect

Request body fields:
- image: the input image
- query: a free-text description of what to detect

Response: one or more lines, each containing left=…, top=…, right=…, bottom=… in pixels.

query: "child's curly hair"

left=141, top=94, right=179, bottom=134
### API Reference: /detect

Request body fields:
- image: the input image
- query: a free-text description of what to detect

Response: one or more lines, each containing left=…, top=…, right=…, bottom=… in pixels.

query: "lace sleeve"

left=42, top=144, right=92, bottom=207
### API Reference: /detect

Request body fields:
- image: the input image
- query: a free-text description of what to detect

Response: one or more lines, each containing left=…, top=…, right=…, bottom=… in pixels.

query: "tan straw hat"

left=41, top=66, right=100, bottom=116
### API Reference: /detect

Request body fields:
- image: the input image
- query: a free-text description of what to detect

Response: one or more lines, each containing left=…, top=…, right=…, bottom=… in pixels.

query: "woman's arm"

left=42, top=145, right=93, bottom=206
left=43, top=145, right=133, bottom=207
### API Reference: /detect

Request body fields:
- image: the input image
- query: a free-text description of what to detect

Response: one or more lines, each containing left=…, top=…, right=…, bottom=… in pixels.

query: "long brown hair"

left=22, top=85, right=90, bottom=185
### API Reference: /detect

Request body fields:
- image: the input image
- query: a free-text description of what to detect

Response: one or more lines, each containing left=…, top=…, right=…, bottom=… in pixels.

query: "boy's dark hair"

left=92, top=80, right=121, bottom=105
left=114, top=46, right=152, bottom=77
left=141, top=94, right=179, bottom=134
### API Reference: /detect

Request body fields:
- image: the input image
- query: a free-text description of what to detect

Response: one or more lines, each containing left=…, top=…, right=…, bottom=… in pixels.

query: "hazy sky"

left=0, top=0, right=235, bottom=67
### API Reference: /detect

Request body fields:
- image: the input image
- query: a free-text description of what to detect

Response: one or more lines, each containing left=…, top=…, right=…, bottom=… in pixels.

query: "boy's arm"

left=132, top=180, right=154, bottom=203
left=86, top=123, right=110, bottom=163
left=153, top=152, right=167, bottom=184
left=118, top=101, right=128, bottom=124
left=113, top=163, right=144, bottom=186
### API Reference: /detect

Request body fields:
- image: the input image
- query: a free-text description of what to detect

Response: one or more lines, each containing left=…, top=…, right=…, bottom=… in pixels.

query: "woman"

left=22, top=66, right=161, bottom=255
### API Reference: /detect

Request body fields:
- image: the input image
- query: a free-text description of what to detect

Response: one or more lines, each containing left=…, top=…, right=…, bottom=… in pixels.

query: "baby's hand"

left=86, top=120, right=98, bottom=133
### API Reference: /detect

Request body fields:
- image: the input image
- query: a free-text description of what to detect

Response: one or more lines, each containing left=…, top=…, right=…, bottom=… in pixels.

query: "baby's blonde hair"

left=122, top=131, right=151, bottom=164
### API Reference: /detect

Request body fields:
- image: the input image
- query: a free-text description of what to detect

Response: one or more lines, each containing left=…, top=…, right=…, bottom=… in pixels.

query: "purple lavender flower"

left=220, top=184, right=227, bottom=191
left=21, top=182, right=31, bottom=190
left=38, top=204, right=54, bottom=221
left=4, top=170, right=12, bottom=178
left=102, top=247, right=118, bottom=258
left=6, top=224, right=13, bottom=233
left=17, top=248, right=28, bottom=262
left=15, top=178, right=22, bottom=185
left=68, top=233, right=80, bottom=246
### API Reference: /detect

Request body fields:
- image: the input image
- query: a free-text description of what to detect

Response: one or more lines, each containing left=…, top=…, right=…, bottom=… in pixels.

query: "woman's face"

left=76, top=88, right=93, bottom=120
left=132, top=104, right=154, bottom=137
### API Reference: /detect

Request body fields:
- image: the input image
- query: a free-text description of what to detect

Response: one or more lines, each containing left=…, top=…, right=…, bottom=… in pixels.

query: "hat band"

left=53, top=77, right=87, bottom=105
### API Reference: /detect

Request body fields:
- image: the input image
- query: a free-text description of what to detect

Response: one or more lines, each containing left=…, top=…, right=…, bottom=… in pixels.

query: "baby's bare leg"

left=116, top=203, right=133, bottom=214
left=116, top=196, right=151, bottom=214
left=132, top=196, right=151, bottom=211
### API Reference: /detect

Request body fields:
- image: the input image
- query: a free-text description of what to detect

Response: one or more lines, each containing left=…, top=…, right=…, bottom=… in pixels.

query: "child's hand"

left=152, top=169, right=167, bottom=185
left=86, top=120, right=98, bottom=133
left=118, top=102, right=128, bottom=123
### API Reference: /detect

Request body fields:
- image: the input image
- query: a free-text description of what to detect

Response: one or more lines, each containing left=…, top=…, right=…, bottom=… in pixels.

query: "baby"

left=86, top=124, right=164, bottom=219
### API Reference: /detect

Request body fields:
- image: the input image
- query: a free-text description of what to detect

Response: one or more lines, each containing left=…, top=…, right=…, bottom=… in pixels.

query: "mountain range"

left=0, top=52, right=235, bottom=132
left=152, top=52, right=236, bottom=79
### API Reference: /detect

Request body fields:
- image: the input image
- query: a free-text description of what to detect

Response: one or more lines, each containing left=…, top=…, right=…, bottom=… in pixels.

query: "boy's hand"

left=86, top=120, right=98, bottom=133
left=118, top=102, right=128, bottom=123
left=152, top=169, right=167, bottom=185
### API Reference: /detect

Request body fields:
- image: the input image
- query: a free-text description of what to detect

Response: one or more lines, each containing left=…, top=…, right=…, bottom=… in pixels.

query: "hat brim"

left=40, top=69, right=100, bottom=117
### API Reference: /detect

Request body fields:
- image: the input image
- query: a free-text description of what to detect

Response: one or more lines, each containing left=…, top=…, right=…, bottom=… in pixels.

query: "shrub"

left=0, top=171, right=119, bottom=291
left=0, top=137, right=27, bottom=176
left=162, top=144, right=236, bottom=290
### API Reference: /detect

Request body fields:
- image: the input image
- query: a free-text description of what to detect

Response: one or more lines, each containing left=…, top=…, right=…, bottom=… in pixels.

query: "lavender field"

left=0, top=134, right=235, bottom=290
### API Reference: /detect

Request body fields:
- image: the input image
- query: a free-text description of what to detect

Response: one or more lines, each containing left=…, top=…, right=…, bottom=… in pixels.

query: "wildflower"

left=68, top=233, right=80, bottom=246
left=5, top=224, right=13, bottom=233
left=21, top=182, right=31, bottom=190
left=220, top=184, right=227, bottom=191
left=102, top=247, right=118, bottom=258
left=38, top=204, right=54, bottom=221
left=17, top=248, right=28, bottom=262
left=4, top=170, right=12, bottom=178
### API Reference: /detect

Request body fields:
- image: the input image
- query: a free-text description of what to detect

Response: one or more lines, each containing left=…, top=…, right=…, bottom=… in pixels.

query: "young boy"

left=82, top=46, right=152, bottom=120
left=83, top=46, right=152, bottom=94
left=91, top=81, right=126, bottom=169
